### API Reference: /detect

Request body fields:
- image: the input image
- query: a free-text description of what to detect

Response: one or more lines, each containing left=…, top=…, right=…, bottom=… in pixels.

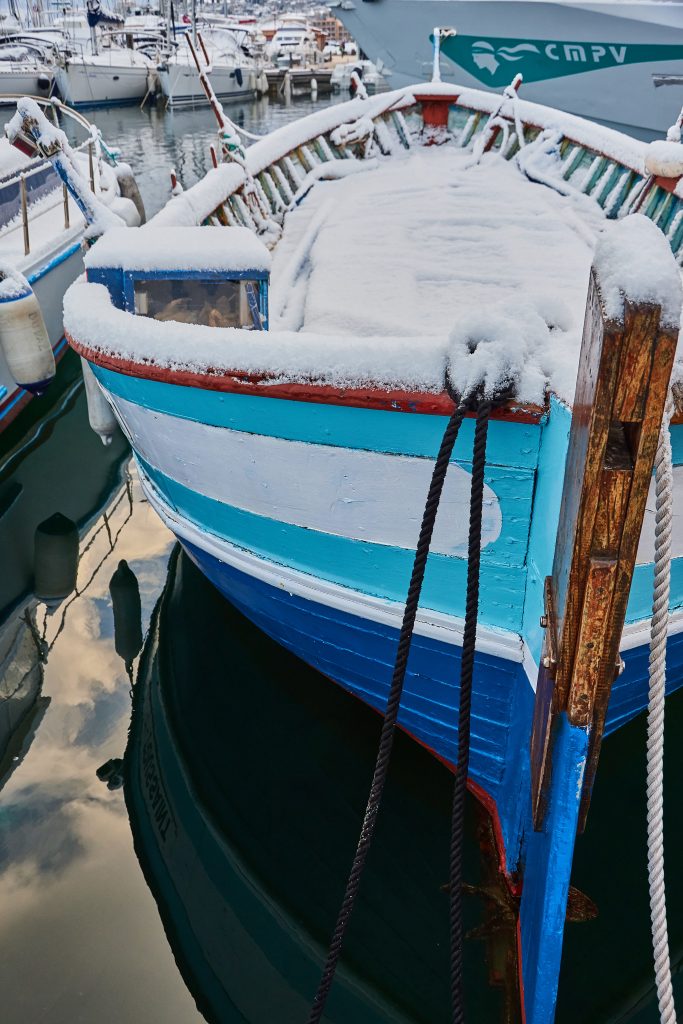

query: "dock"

left=264, top=67, right=333, bottom=98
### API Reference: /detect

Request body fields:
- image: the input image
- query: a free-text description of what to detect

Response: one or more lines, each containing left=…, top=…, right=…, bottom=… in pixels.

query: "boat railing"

left=0, top=97, right=104, bottom=254
left=152, top=82, right=683, bottom=264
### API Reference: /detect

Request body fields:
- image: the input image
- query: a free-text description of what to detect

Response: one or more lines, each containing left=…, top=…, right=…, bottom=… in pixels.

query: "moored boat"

left=63, top=80, right=683, bottom=1022
left=54, top=43, right=156, bottom=108
left=0, top=95, right=143, bottom=442
left=157, top=29, right=259, bottom=107
left=332, top=0, right=683, bottom=136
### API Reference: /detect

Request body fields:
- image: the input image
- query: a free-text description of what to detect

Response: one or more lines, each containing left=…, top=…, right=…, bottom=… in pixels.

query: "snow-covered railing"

left=149, top=82, right=683, bottom=262
left=4, top=96, right=122, bottom=253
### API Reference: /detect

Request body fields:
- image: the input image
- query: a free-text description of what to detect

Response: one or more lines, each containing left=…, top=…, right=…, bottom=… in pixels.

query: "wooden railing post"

left=530, top=219, right=681, bottom=831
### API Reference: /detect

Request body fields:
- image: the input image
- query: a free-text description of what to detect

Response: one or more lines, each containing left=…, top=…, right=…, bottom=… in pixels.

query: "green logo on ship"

left=437, top=34, right=683, bottom=86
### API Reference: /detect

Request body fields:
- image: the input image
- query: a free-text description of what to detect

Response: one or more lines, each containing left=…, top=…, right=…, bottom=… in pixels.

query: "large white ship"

left=331, top=0, right=683, bottom=135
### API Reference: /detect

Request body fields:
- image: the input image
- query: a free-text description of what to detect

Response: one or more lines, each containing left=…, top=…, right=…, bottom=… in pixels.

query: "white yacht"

left=157, top=29, right=258, bottom=106
left=330, top=57, right=388, bottom=92
left=332, top=0, right=683, bottom=135
left=54, top=43, right=155, bottom=107
left=0, top=37, right=55, bottom=97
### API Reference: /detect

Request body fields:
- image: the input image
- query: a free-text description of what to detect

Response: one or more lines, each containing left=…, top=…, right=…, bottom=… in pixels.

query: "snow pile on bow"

left=594, top=214, right=683, bottom=326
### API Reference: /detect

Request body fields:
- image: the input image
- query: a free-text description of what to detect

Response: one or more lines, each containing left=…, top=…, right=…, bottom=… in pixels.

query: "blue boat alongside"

left=63, top=83, right=683, bottom=1022
left=0, top=96, right=143, bottom=441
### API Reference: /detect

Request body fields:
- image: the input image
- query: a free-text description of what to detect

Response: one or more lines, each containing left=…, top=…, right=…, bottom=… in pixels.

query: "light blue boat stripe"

left=92, top=363, right=542, bottom=469
left=627, top=560, right=683, bottom=622
left=139, top=454, right=526, bottom=632
left=669, top=425, right=683, bottom=467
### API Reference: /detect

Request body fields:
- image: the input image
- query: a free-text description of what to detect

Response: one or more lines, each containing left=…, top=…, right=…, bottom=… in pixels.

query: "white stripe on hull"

left=138, top=459, right=525, bottom=664
left=108, top=393, right=503, bottom=555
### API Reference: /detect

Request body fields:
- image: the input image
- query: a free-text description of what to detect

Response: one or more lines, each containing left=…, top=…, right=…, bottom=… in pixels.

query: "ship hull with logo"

left=333, top=0, right=683, bottom=134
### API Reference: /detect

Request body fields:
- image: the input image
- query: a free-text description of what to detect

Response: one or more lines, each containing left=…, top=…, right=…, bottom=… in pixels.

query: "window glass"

left=133, top=278, right=261, bottom=329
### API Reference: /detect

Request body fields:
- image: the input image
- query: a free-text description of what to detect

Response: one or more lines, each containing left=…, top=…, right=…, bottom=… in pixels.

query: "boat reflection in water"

left=0, top=377, right=130, bottom=791
left=126, top=547, right=510, bottom=1024
left=126, top=547, right=683, bottom=1024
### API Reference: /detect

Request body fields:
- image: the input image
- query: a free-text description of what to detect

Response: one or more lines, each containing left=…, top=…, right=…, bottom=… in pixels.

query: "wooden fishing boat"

left=60, top=79, right=683, bottom=1022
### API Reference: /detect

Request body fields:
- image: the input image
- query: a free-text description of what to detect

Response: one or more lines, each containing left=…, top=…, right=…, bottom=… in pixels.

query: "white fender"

left=81, top=356, right=118, bottom=445
left=114, top=162, right=146, bottom=224
left=0, top=269, right=55, bottom=394
left=108, top=195, right=141, bottom=227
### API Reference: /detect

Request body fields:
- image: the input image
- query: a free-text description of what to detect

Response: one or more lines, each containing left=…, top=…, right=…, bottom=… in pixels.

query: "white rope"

left=647, top=392, right=678, bottom=1024
left=232, top=123, right=267, bottom=141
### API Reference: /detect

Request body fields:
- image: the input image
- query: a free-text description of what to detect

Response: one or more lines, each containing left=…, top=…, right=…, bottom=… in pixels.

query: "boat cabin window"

left=133, top=277, right=261, bottom=329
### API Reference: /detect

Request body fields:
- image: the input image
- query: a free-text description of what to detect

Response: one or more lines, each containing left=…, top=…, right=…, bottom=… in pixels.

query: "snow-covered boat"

left=0, top=96, right=143, bottom=439
left=333, top=0, right=683, bottom=136
left=157, top=29, right=258, bottom=107
left=330, top=58, right=388, bottom=94
left=64, top=80, right=683, bottom=1023
left=54, top=45, right=156, bottom=108
left=0, top=37, right=55, bottom=97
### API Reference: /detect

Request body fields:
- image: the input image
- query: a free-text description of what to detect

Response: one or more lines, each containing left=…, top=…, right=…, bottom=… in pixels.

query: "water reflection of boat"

left=0, top=379, right=129, bottom=622
left=128, top=548, right=683, bottom=1024
left=126, top=546, right=507, bottom=1024
left=0, top=380, right=130, bottom=793
left=0, top=606, right=48, bottom=784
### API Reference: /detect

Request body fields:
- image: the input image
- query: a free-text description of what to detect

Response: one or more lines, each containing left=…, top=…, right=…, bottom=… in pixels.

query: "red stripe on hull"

left=68, top=334, right=545, bottom=423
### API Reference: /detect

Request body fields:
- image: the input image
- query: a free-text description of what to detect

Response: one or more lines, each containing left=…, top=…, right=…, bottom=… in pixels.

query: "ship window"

left=133, top=277, right=261, bottom=329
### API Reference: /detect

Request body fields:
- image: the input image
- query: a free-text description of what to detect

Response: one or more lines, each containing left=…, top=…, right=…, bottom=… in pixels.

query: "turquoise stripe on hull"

left=92, top=363, right=542, bottom=469
left=138, top=454, right=528, bottom=632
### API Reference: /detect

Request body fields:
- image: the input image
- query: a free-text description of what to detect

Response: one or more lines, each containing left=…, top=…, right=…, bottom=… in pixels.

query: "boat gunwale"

left=67, top=332, right=546, bottom=423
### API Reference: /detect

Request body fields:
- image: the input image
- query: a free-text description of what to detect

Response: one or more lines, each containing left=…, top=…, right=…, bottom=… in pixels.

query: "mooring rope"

left=450, top=399, right=491, bottom=1022
left=647, top=394, right=678, bottom=1024
left=307, top=394, right=492, bottom=1023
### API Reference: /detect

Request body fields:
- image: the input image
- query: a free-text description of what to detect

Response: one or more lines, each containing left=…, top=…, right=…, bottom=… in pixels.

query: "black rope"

left=449, top=399, right=491, bottom=1024
left=307, top=398, right=470, bottom=1024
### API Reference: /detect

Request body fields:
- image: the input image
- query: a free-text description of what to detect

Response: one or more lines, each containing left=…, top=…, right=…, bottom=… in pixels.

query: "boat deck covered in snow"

left=270, top=143, right=599, bottom=407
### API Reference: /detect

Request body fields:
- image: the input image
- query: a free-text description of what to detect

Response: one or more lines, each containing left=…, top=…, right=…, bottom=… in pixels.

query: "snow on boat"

left=65, top=82, right=683, bottom=1022
left=54, top=47, right=155, bottom=109
left=157, top=29, right=259, bottom=108
left=0, top=96, right=143, bottom=438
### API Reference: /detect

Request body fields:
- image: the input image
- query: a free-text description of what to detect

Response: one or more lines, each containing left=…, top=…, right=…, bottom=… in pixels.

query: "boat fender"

left=37, top=73, right=51, bottom=91
left=114, top=162, right=146, bottom=224
left=108, top=195, right=141, bottom=227
left=0, top=268, right=55, bottom=395
left=109, top=559, right=142, bottom=672
left=645, top=140, right=683, bottom=179
left=81, top=357, right=118, bottom=445
left=33, top=512, right=79, bottom=606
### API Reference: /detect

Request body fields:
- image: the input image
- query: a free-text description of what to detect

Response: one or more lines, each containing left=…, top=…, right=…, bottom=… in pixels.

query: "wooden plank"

left=530, top=258, right=679, bottom=830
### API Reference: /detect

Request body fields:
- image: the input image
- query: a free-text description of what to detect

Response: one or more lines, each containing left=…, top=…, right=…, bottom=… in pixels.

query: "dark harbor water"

left=77, top=95, right=341, bottom=220
left=0, top=96, right=682, bottom=1024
